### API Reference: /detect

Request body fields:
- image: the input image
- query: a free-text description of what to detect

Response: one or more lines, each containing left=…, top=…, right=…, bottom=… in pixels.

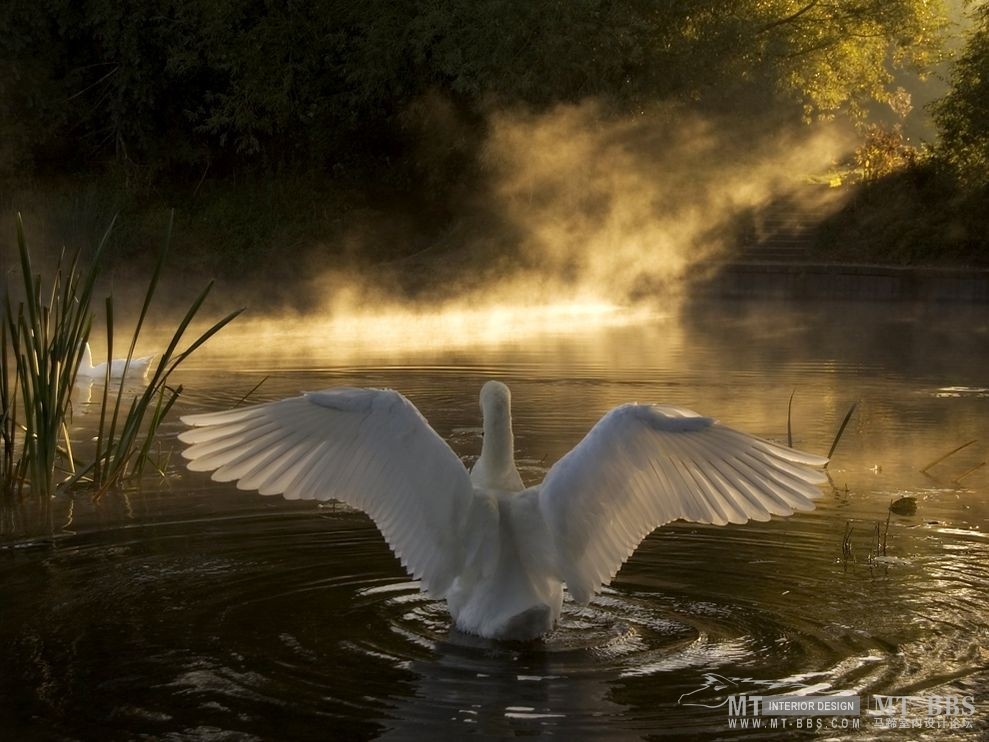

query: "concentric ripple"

left=4, top=498, right=986, bottom=739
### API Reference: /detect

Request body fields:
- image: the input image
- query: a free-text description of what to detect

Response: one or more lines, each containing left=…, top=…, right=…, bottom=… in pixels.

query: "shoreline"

left=694, top=261, right=989, bottom=303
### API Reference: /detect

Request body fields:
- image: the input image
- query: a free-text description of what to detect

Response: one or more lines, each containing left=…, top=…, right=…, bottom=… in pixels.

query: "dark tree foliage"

left=0, top=0, right=946, bottom=179
left=933, top=3, right=989, bottom=186
left=813, top=160, right=989, bottom=265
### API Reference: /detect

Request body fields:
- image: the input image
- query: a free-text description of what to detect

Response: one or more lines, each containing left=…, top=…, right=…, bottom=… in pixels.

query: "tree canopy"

left=933, top=2, right=989, bottom=186
left=0, top=0, right=947, bottom=178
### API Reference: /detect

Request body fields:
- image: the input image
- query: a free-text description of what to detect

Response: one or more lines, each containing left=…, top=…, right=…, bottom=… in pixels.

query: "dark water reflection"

left=2, top=299, right=988, bottom=739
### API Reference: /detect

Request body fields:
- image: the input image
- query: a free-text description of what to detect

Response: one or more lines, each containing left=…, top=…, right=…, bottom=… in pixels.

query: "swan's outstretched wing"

left=537, top=404, right=828, bottom=603
left=179, top=388, right=475, bottom=597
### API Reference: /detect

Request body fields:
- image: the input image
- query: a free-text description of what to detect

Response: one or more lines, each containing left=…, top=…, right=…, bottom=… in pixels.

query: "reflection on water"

left=1, top=299, right=988, bottom=739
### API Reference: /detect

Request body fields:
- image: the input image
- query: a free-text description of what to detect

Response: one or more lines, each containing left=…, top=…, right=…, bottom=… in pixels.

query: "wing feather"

left=255, top=439, right=324, bottom=496
left=183, top=420, right=284, bottom=469
left=538, top=403, right=828, bottom=603
left=179, top=388, right=475, bottom=596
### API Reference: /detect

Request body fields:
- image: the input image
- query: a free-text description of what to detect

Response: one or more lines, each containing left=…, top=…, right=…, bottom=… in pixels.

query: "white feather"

left=181, top=388, right=474, bottom=597
left=537, top=403, right=828, bottom=603
left=180, top=382, right=828, bottom=640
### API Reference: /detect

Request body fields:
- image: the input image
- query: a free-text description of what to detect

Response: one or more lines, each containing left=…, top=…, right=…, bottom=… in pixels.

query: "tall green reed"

left=2, top=214, right=104, bottom=514
left=1, top=212, right=241, bottom=513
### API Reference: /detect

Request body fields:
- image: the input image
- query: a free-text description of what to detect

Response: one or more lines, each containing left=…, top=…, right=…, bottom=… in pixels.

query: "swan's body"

left=76, top=342, right=154, bottom=379
left=179, top=381, right=828, bottom=640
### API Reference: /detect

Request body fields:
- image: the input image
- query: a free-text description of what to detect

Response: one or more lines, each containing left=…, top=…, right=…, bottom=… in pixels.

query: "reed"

left=919, top=439, right=977, bottom=475
left=786, top=389, right=794, bottom=448
left=1, top=212, right=241, bottom=508
left=234, top=375, right=269, bottom=407
left=954, top=461, right=986, bottom=484
left=841, top=520, right=854, bottom=562
left=826, top=402, right=858, bottom=465
left=1, top=215, right=105, bottom=517
left=876, top=508, right=891, bottom=558
left=0, top=322, right=27, bottom=504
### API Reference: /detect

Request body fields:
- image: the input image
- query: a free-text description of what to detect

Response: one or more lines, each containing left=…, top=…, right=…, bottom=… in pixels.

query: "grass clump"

left=1, top=212, right=241, bottom=524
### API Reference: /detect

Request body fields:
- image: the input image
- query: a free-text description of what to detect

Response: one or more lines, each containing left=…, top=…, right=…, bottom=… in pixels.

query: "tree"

left=0, top=0, right=950, bottom=177
left=933, top=2, right=989, bottom=186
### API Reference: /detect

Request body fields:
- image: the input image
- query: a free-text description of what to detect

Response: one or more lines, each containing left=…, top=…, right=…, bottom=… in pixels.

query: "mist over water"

left=1, top=97, right=855, bottom=356
left=187, top=103, right=853, bottom=351
left=479, top=103, right=846, bottom=298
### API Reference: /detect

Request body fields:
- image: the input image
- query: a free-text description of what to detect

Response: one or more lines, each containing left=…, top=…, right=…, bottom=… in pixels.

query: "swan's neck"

left=472, top=384, right=524, bottom=491
left=479, top=413, right=514, bottom=472
left=82, top=342, right=94, bottom=370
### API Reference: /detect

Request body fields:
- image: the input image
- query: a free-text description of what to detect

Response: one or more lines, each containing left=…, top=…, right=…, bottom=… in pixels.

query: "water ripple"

left=3, top=502, right=986, bottom=738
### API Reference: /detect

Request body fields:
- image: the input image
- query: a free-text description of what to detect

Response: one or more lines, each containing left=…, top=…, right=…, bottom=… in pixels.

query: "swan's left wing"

left=537, top=404, right=829, bottom=603
left=179, top=388, right=475, bottom=597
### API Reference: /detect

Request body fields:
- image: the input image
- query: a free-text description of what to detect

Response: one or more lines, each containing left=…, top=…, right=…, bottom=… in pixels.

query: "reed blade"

left=920, top=439, right=978, bottom=474
left=827, top=402, right=858, bottom=464
left=786, top=389, right=794, bottom=448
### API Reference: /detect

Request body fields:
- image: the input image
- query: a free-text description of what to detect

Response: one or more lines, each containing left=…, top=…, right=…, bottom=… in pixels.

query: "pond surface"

left=2, top=299, right=988, bottom=740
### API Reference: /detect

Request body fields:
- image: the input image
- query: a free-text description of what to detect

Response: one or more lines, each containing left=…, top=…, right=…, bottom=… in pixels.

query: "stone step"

left=733, top=187, right=842, bottom=262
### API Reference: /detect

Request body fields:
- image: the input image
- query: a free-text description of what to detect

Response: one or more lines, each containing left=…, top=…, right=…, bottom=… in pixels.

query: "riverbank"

left=695, top=261, right=989, bottom=303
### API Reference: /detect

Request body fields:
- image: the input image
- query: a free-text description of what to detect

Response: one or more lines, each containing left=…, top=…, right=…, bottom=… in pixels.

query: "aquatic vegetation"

left=839, top=513, right=892, bottom=567
left=920, top=439, right=977, bottom=475
left=1, top=214, right=105, bottom=509
left=827, top=401, right=858, bottom=464
left=955, top=461, right=986, bottom=484
left=0, top=212, right=241, bottom=517
left=889, top=495, right=918, bottom=516
left=840, top=497, right=919, bottom=568
left=785, top=391, right=854, bottom=466
left=841, top=520, right=855, bottom=562
left=876, top=510, right=891, bottom=558
left=786, top=389, right=795, bottom=447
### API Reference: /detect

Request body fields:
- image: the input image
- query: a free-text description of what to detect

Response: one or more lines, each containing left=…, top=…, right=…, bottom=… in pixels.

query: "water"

left=2, top=299, right=987, bottom=739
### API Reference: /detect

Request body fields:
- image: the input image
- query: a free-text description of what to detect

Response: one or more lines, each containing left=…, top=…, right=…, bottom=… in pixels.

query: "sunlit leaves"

left=741, top=0, right=946, bottom=119
left=933, top=3, right=989, bottom=186
left=0, top=0, right=951, bottom=173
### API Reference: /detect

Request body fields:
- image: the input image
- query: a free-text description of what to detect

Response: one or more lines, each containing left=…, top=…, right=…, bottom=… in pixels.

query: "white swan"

left=179, top=381, right=828, bottom=641
left=76, top=342, right=154, bottom=379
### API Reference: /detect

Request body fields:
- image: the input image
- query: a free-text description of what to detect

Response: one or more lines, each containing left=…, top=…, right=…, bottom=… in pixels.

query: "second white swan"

left=76, top=342, right=154, bottom=379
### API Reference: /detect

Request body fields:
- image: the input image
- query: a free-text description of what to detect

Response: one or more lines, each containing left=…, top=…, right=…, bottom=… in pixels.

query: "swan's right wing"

left=179, top=388, right=475, bottom=597
left=538, top=404, right=828, bottom=603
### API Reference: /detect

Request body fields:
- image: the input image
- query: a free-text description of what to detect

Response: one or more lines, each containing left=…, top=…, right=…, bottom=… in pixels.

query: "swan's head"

left=479, top=380, right=512, bottom=427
